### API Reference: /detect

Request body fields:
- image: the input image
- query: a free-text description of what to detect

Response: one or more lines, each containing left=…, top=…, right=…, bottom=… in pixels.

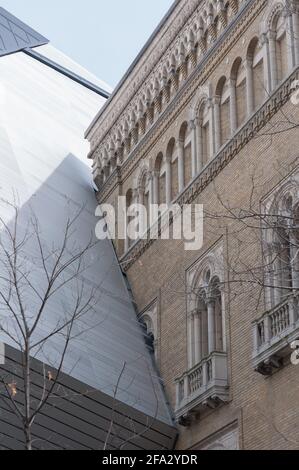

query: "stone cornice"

left=96, top=0, right=265, bottom=203
left=86, top=0, right=200, bottom=143
left=120, top=67, right=299, bottom=270
left=87, top=0, right=255, bottom=166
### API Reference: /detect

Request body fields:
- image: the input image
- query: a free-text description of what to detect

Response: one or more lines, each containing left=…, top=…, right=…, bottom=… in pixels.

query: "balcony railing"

left=175, top=352, right=229, bottom=425
left=253, top=292, right=299, bottom=375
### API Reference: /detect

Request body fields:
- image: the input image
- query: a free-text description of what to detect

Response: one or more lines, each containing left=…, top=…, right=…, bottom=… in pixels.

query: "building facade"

left=86, top=0, right=299, bottom=450
left=0, top=7, right=176, bottom=450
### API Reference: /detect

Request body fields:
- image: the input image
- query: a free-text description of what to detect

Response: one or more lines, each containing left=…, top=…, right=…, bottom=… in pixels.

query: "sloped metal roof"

left=0, top=37, right=173, bottom=427
left=0, top=7, right=48, bottom=57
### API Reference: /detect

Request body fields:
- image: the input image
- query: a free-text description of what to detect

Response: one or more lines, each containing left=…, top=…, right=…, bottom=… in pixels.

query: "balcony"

left=175, top=352, right=229, bottom=425
left=253, top=293, right=299, bottom=375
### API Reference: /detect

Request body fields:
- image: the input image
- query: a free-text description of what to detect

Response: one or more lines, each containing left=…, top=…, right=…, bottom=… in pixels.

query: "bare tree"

left=102, top=356, right=161, bottom=451
left=0, top=198, right=104, bottom=450
left=202, top=162, right=299, bottom=309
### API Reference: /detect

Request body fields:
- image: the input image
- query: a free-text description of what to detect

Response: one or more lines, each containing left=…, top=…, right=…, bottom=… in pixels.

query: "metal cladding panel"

left=0, top=7, right=49, bottom=57
left=0, top=46, right=173, bottom=426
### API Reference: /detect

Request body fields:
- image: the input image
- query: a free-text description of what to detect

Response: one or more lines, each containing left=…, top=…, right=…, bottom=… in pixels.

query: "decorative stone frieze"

left=87, top=0, right=250, bottom=181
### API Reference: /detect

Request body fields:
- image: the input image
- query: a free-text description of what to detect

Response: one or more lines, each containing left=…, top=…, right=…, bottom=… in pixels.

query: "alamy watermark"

left=95, top=198, right=204, bottom=251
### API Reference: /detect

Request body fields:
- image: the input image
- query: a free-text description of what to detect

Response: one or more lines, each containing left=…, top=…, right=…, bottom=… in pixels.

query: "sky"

left=1, top=0, right=173, bottom=90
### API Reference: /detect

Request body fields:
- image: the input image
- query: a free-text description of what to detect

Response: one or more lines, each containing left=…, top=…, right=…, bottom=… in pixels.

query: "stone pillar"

left=188, top=313, right=194, bottom=368
left=175, top=381, right=181, bottom=408
left=213, top=96, right=221, bottom=153
left=148, top=173, right=154, bottom=226
left=183, top=375, right=189, bottom=400
left=137, top=186, right=144, bottom=206
left=245, top=58, right=254, bottom=116
left=260, top=33, right=272, bottom=95
left=165, top=155, right=172, bottom=206
left=290, top=232, right=299, bottom=290
left=268, top=30, right=278, bottom=90
left=229, top=78, right=237, bottom=134
left=152, top=170, right=159, bottom=205
left=193, top=311, right=201, bottom=365
left=196, top=119, right=203, bottom=172
left=264, top=246, right=274, bottom=311
left=273, top=246, right=282, bottom=306
left=190, top=120, right=197, bottom=177
left=207, top=298, right=216, bottom=354
left=264, top=314, right=271, bottom=344
left=177, top=140, right=185, bottom=193
left=209, top=100, right=215, bottom=158
left=202, top=360, right=208, bottom=388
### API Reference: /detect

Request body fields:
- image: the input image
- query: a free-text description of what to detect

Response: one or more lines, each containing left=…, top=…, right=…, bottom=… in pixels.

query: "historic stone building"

left=86, top=0, right=299, bottom=450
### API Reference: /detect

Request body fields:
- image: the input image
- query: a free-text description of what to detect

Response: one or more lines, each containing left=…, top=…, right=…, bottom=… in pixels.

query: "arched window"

left=267, top=10, right=291, bottom=89
left=247, top=37, right=265, bottom=113
left=275, top=12, right=289, bottom=84
left=188, top=266, right=225, bottom=368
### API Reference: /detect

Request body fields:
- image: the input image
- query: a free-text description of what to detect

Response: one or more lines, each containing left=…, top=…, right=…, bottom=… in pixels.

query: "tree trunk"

left=24, top=341, right=32, bottom=450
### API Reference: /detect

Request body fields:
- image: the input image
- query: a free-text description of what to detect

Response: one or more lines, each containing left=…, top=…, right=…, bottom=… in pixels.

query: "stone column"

left=229, top=78, right=237, bottom=135
left=152, top=170, right=159, bottom=205
left=268, top=30, right=278, bottom=90
left=260, top=33, right=272, bottom=96
left=175, top=381, right=181, bottom=408
left=253, top=322, right=260, bottom=354
left=165, top=155, right=172, bottom=206
left=188, top=313, right=194, bottom=367
left=286, top=10, right=296, bottom=70
left=177, top=140, right=185, bottom=193
left=290, top=232, right=299, bottom=290
left=196, top=118, right=203, bottom=172
left=245, top=58, right=254, bottom=116
left=137, top=186, right=144, bottom=206
left=209, top=100, right=215, bottom=158
left=190, top=119, right=197, bottom=177
left=264, top=314, right=271, bottom=344
left=183, top=375, right=189, bottom=400
left=213, top=96, right=221, bottom=153
left=273, top=245, right=282, bottom=306
left=202, top=360, right=208, bottom=388
left=207, top=297, right=216, bottom=354
left=148, top=173, right=154, bottom=227
left=264, top=245, right=274, bottom=311
left=193, top=311, right=201, bottom=365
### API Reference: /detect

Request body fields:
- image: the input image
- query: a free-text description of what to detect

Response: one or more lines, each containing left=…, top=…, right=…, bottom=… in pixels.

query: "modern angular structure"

left=0, top=7, right=176, bottom=450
